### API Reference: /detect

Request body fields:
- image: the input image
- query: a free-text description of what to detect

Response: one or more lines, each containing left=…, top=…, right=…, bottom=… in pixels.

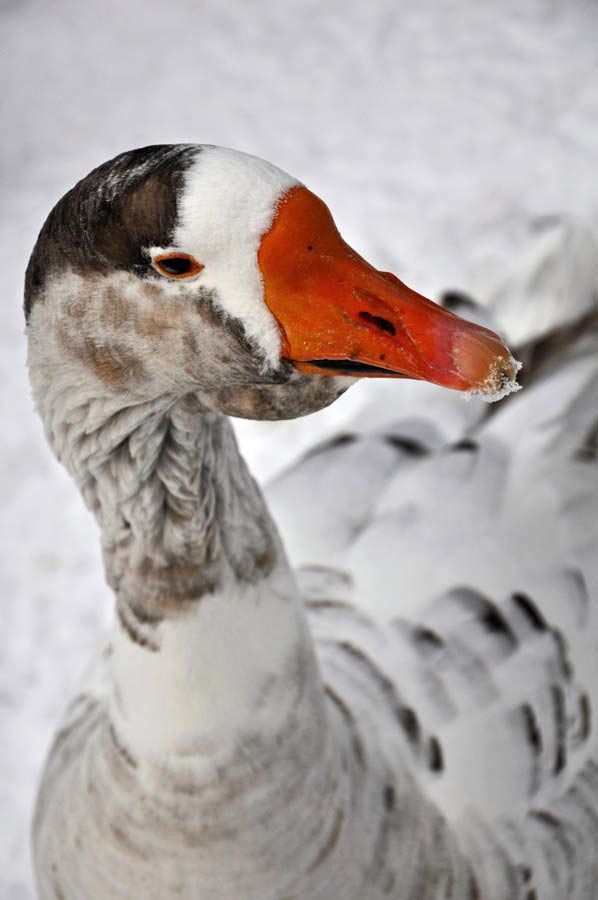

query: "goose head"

left=25, top=145, right=520, bottom=422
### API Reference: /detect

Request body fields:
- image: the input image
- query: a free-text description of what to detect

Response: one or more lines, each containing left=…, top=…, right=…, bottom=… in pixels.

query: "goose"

left=25, top=145, right=597, bottom=900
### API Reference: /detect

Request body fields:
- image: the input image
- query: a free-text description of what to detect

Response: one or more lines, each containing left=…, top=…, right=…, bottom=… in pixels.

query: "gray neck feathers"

left=35, top=381, right=283, bottom=632
left=97, top=396, right=277, bottom=617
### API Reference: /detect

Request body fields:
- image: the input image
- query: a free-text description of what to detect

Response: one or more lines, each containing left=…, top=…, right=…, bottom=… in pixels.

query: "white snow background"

left=1, top=0, right=597, bottom=896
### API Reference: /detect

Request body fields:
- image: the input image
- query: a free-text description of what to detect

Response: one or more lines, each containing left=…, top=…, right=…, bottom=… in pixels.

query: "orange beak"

left=258, top=187, right=520, bottom=396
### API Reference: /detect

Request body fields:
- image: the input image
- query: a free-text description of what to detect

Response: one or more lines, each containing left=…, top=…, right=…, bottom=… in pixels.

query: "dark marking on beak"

left=358, top=311, right=396, bottom=335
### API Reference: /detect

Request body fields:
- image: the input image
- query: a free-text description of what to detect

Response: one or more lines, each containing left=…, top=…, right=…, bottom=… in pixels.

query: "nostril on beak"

left=358, top=311, right=396, bottom=336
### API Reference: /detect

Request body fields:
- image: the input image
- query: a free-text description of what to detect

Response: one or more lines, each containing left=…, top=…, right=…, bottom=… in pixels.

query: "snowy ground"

left=1, top=0, right=597, bottom=896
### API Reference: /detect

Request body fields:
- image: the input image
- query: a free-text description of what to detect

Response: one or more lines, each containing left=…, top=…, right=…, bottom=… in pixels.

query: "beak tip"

left=452, top=330, right=522, bottom=402
left=467, top=355, right=523, bottom=403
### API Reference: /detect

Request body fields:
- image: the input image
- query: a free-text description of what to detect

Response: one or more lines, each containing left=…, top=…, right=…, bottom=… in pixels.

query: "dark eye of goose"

left=153, top=253, right=204, bottom=278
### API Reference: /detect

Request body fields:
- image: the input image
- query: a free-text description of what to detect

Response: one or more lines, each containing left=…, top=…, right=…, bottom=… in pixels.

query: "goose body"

left=25, top=146, right=597, bottom=899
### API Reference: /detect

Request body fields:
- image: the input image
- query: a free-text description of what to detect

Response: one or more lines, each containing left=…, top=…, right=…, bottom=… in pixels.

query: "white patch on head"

left=150, top=147, right=299, bottom=368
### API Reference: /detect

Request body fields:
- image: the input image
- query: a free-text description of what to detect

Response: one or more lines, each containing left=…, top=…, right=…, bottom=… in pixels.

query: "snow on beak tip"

left=451, top=328, right=523, bottom=403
